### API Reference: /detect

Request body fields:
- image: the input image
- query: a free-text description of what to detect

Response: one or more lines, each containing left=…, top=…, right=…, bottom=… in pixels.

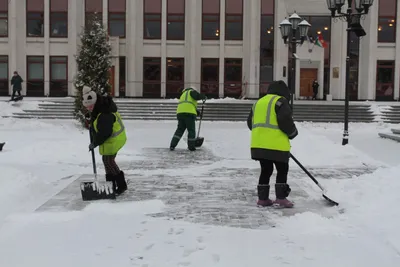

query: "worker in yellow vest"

left=247, top=80, right=298, bottom=208
left=82, top=86, right=128, bottom=195
left=170, top=87, right=206, bottom=151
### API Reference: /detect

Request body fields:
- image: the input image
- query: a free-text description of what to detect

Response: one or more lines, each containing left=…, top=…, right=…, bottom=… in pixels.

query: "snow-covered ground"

left=1, top=101, right=400, bottom=266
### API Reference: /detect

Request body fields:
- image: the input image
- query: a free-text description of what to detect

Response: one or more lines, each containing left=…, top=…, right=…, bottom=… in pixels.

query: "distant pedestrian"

left=10, top=71, right=23, bottom=100
left=312, top=79, right=319, bottom=100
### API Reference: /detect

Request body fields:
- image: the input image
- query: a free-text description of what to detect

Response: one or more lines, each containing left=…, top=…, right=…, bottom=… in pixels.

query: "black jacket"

left=247, top=81, right=298, bottom=163
left=90, top=95, right=118, bottom=147
left=11, top=75, right=23, bottom=90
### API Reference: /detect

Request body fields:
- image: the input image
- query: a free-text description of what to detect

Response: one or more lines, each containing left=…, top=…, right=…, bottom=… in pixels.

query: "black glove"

left=196, top=109, right=202, bottom=117
left=88, top=143, right=96, bottom=151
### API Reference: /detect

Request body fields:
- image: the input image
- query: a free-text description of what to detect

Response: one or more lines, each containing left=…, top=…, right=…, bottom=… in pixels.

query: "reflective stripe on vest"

left=111, top=114, right=125, bottom=138
left=251, top=94, right=290, bottom=152
left=178, top=89, right=196, bottom=108
left=177, top=89, right=197, bottom=114
left=252, top=95, right=280, bottom=130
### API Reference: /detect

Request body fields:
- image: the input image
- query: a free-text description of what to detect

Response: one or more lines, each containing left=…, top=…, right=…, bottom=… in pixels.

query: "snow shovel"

left=194, top=100, right=206, bottom=148
left=80, top=129, right=116, bottom=201
left=290, top=153, right=339, bottom=206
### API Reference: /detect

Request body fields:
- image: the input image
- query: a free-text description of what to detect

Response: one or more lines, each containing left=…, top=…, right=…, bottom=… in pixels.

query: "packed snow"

left=1, top=100, right=400, bottom=267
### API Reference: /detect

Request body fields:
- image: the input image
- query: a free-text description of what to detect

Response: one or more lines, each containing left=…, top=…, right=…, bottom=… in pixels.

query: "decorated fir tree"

left=73, top=15, right=112, bottom=127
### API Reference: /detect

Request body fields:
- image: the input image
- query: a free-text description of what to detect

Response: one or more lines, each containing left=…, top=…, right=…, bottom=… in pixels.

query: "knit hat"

left=82, top=86, right=97, bottom=109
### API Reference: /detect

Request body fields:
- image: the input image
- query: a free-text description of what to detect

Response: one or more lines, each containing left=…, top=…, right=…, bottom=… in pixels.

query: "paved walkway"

left=37, top=147, right=374, bottom=229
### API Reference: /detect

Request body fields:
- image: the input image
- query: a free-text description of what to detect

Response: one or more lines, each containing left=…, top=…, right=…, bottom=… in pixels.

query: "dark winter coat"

left=312, top=81, right=319, bottom=94
left=90, top=95, right=119, bottom=148
left=11, top=75, right=23, bottom=91
left=247, top=80, right=298, bottom=163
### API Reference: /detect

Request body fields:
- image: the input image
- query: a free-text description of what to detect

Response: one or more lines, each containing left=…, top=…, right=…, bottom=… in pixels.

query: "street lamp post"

left=279, top=13, right=311, bottom=110
left=325, top=0, right=375, bottom=145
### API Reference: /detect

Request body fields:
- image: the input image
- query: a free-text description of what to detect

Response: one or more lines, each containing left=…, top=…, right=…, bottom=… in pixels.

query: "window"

left=166, top=58, right=184, bottom=98
left=144, top=0, right=161, bottom=39
left=0, top=56, right=8, bottom=95
left=108, top=0, right=126, bottom=37
left=27, top=56, right=44, bottom=96
left=201, top=58, right=219, bottom=98
left=50, top=56, right=68, bottom=96
left=85, top=0, right=102, bottom=30
left=202, top=0, right=220, bottom=40
left=225, top=0, right=243, bottom=40
left=50, top=0, right=68, bottom=37
left=167, top=0, right=185, bottom=40
left=26, top=0, right=44, bottom=37
left=224, top=58, right=242, bottom=98
left=119, top=57, right=126, bottom=97
left=378, top=0, right=397, bottom=43
left=376, top=61, right=395, bottom=100
left=260, top=0, right=274, bottom=96
left=0, top=0, right=8, bottom=37
left=143, top=57, right=161, bottom=98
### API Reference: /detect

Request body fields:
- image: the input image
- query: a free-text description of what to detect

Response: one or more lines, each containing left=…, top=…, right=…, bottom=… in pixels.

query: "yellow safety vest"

left=251, top=94, right=290, bottom=151
left=94, top=112, right=127, bottom=155
left=176, top=89, right=198, bottom=115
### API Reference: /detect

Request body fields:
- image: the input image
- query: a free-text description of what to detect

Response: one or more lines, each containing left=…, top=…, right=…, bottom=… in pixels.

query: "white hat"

left=82, top=86, right=97, bottom=108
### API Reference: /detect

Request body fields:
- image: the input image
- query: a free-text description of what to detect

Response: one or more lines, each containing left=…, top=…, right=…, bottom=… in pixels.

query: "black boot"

left=256, top=185, right=273, bottom=206
left=105, top=173, right=117, bottom=193
left=115, top=171, right=128, bottom=195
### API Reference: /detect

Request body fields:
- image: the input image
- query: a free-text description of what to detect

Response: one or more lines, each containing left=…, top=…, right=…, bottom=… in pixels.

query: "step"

left=378, top=132, right=400, bottom=142
left=391, top=128, right=400, bottom=135
left=12, top=115, right=75, bottom=119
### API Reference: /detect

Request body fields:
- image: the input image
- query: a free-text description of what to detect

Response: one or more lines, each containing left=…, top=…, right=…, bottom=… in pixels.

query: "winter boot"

left=256, top=185, right=273, bottom=207
left=115, top=171, right=128, bottom=195
left=105, top=173, right=117, bottom=193
left=274, top=183, right=294, bottom=208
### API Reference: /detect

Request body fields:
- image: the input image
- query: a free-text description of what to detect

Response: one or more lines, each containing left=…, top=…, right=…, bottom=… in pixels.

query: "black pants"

left=102, top=155, right=120, bottom=175
left=170, top=114, right=196, bottom=149
left=312, top=92, right=317, bottom=100
left=11, top=90, right=21, bottom=99
left=258, top=159, right=289, bottom=185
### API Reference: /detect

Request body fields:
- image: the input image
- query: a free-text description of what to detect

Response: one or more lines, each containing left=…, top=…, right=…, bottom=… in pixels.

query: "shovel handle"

left=290, top=153, right=325, bottom=191
left=89, top=126, right=97, bottom=178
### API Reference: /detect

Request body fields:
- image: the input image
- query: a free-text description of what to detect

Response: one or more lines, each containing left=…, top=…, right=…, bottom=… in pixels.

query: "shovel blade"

left=0, top=142, right=5, bottom=151
left=322, top=193, right=339, bottom=206
left=194, top=137, right=204, bottom=147
left=80, top=181, right=116, bottom=201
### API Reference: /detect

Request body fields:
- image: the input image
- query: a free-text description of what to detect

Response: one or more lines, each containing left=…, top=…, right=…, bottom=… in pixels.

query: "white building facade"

left=0, top=0, right=398, bottom=100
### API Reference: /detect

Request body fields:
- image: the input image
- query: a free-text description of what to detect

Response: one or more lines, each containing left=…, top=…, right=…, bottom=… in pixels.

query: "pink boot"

left=256, top=185, right=273, bottom=207
left=274, top=198, right=294, bottom=208
left=274, top=183, right=294, bottom=208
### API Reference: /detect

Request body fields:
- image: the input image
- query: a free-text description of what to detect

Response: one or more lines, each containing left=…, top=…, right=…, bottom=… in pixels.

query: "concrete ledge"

left=391, top=129, right=400, bottom=135
left=378, top=133, right=400, bottom=142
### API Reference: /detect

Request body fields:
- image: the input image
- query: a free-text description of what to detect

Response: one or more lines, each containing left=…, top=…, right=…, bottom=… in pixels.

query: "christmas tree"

left=73, top=15, right=112, bottom=127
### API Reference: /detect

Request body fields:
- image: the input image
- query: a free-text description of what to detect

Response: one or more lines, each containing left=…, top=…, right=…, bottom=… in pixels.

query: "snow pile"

left=0, top=119, right=399, bottom=266
left=291, top=123, right=383, bottom=168
left=1, top=166, right=400, bottom=266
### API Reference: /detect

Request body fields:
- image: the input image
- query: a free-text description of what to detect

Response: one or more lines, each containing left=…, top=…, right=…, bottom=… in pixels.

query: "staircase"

left=381, top=106, right=400, bottom=123
left=10, top=99, right=375, bottom=123
left=378, top=128, right=400, bottom=142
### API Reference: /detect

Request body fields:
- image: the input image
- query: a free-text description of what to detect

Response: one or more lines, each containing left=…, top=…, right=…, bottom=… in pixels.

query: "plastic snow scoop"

left=290, top=153, right=339, bottom=206
left=80, top=129, right=116, bottom=201
left=0, top=142, right=5, bottom=151
left=194, top=99, right=206, bottom=148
